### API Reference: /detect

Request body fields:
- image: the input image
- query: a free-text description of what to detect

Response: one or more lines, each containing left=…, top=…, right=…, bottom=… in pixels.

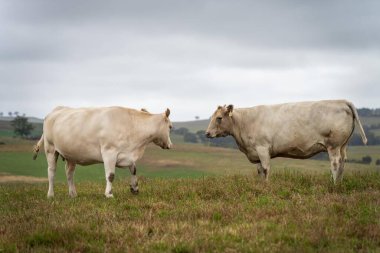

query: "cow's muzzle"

left=161, top=143, right=172, bottom=149
left=205, top=132, right=213, bottom=138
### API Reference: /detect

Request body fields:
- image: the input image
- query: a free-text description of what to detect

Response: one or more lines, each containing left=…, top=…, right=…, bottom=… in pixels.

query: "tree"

left=0, top=112, right=3, bottom=117
left=196, top=130, right=208, bottom=144
left=376, top=159, right=380, bottom=166
left=8, top=112, right=12, bottom=117
left=172, top=127, right=189, bottom=136
left=11, top=116, right=34, bottom=138
left=14, top=111, right=19, bottom=117
left=209, top=136, right=238, bottom=149
left=361, top=155, right=372, bottom=164
left=195, top=116, right=200, bottom=120
left=183, top=132, right=198, bottom=143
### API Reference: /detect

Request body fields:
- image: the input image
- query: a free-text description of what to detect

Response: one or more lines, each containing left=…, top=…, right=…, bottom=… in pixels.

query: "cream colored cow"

left=206, top=100, right=367, bottom=183
left=33, top=106, right=173, bottom=198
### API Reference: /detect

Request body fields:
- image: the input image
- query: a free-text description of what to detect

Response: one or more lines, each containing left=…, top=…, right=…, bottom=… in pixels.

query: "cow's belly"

left=52, top=136, right=103, bottom=165
left=56, top=146, right=103, bottom=165
left=274, top=142, right=326, bottom=159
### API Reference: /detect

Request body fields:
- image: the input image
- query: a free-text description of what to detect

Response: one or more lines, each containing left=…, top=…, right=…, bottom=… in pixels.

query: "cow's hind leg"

left=257, top=163, right=265, bottom=179
left=65, top=160, right=77, bottom=197
left=337, top=144, right=348, bottom=182
left=256, top=146, right=271, bottom=181
left=129, top=163, right=139, bottom=194
left=327, top=146, right=342, bottom=184
left=102, top=153, right=117, bottom=198
left=46, top=147, right=59, bottom=198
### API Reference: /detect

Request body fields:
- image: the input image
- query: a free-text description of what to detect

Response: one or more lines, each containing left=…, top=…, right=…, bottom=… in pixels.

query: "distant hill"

left=173, top=119, right=209, bottom=133
left=1, top=110, right=380, bottom=139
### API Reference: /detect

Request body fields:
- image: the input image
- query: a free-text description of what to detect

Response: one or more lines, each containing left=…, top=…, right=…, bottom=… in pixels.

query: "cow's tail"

left=346, top=101, right=367, bottom=145
left=33, top=134, right=44, bottom=160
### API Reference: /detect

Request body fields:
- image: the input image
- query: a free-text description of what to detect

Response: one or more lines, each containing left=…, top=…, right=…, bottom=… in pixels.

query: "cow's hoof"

left=130, top=187, right=139, bottom=195
left=105, top=193, right=114, bottom=198
left=47, top=193, right=54, bottom=199
left=69, top=191, right=77, bottom=198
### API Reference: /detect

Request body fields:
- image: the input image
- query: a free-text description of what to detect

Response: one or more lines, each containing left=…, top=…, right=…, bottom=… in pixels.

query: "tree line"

left=357, top=108, right=380, bottom=117
left=349, top=125, right=380, bottom=145
left=172, top=127, right=238, bottom=149
left=0, top=111, right=26, bottom=117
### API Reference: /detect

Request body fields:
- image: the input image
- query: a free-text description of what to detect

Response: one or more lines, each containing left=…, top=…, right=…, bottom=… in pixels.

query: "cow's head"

left=206, top=104, right=234, bottom=138
left=153, top=108, right=173, bottom=149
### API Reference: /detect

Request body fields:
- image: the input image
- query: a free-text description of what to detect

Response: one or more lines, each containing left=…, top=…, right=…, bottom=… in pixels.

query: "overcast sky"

left=0, top=0, right=379, bottom=121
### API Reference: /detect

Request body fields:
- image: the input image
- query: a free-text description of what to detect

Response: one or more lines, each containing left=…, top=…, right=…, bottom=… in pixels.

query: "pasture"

left=1, top=136, right=380, bottom=252
left=1, top=172, right=380, bottom=252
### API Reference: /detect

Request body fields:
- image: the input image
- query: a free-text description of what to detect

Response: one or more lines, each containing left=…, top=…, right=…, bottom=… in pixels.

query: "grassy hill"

left=173, top=119, right=209, bottom=133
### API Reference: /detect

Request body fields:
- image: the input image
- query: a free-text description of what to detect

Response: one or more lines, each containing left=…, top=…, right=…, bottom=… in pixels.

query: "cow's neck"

left=230, top=109, right=252, bottom=153
left=143, top=114, right=164, bottom=145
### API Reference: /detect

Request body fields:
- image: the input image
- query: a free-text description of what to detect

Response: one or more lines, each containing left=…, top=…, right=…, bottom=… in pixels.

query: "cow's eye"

left=216, top=117, right=222, bottom=124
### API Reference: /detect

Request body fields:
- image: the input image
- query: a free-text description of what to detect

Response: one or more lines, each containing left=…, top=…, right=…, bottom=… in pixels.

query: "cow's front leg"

left=256, top=146, right=271, bottom=181
left=129, top=163, right=139, bottom=195
left=103, top=154, right=117, bottom=198
left=65, top=160, right=77, bottom=197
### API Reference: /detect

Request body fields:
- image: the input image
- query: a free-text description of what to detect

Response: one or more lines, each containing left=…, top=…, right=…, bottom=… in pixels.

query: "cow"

left=33, top=106, right=173, bottom=198
left=205, top=100, right=367, bottom=183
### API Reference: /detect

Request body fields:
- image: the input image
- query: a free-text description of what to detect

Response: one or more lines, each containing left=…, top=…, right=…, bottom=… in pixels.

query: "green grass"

left=0, top=137, right=379, bottom=182
left=1, top=137, right=380, bottom=252
left=0, top=151, right=210, bottom=182
left=372, top=129, right=380, bottom=137
left=0, top=130, right=13, bottom=137
left=1, top=173, right=380, bottom=252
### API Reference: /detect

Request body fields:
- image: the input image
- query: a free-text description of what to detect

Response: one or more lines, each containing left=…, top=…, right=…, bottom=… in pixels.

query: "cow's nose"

left=205, top=132, right=211, bottom=138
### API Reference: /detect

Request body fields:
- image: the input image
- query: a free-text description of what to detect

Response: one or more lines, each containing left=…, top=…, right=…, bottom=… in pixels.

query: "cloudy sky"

left=0, top=0, right=379, bottom=121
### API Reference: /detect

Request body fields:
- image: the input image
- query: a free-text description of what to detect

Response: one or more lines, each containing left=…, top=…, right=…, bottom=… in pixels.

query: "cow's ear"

left=165, top=108, right=170, bottom=118
left=226, top=104, right=234, bottom=117
left=217, top=105, right=222, bottom=110
left=141, top=108, right=149, bottom=113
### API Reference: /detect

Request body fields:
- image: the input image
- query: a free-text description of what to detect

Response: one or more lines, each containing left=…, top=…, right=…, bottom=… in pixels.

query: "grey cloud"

left=4, top=0, right=380, bottom=50
left=0, top=0, right=379, bottom=120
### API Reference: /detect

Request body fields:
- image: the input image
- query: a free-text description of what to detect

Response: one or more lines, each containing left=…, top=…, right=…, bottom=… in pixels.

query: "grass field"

left=1, top=137, right=380, bottom=252
left=1, top=173, right=380, bottom=252
left=0, top=137, right=379, bottom=183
